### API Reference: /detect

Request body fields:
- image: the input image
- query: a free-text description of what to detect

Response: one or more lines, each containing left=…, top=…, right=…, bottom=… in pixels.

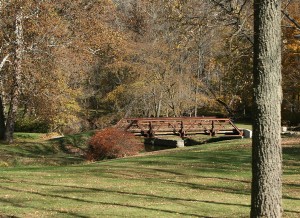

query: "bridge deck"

left=115, top=117, right=243, bottom=138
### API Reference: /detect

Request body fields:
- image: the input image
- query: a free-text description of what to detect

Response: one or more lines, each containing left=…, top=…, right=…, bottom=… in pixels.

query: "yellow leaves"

left=283, top=2, right=300, bottom=53
left=286, top=30, right=300, bottom=53
left=105, top=85, right=126, bottom=102
left=287, top=43, right=300, bottom=53
left=52, top=95, right=82, bottom=129
left=128, top=81, right=146, bottom=90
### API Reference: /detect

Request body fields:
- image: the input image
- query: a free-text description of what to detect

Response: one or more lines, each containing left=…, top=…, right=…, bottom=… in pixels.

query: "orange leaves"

left=87, top=128, right=144, bottom=160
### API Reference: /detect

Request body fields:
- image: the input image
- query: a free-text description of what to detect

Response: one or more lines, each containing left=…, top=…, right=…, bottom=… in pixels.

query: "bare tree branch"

left=282, top=9, right=300, bottom=30
left=0, top=53, right=9, bottom=71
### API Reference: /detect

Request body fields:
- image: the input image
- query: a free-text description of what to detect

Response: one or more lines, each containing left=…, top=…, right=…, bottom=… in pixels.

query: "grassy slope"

left=0, top=132, right=299, bottom=218
left=0, top=132, right=93, bottom=167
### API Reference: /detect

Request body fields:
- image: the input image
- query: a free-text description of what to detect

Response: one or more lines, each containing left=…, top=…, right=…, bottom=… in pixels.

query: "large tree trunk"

left=4, top=10, right=24, bottom=143
left=251, top=0, right=282, bottom=217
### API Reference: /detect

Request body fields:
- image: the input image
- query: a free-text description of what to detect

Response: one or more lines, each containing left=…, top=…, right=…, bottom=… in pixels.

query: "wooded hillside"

left=0, top=0, right=299, bottom=139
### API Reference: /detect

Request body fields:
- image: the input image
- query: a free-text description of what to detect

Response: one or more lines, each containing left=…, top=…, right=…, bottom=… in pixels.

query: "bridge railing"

left=115, top=117, right=243, bottom=138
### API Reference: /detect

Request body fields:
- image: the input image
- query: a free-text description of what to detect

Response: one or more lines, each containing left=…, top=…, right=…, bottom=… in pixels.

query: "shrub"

left=87, top=128, right=144, bottom=161
left=15, top=118, right=50, bottom=133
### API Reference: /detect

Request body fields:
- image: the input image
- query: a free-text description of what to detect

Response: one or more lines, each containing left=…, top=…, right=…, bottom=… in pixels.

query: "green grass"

left=0, top=132, right=299, bottom=217
left=0, top=132, right=93, bottom=167
left=236, top=122, right=252, bottom=130
left=14, top=132, right=43, bottom=140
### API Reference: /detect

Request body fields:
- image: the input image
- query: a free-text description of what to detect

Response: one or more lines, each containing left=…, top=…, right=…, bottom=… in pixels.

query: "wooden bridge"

left=115, top=117, right=243, bottom=138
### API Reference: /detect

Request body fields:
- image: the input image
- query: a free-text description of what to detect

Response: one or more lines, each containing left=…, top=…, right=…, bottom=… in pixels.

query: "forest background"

left=0, top=0, right=299, bottom=139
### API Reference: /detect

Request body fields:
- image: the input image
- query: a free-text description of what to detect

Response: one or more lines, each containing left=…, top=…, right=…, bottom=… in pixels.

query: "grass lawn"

left=0, top=130, right=299, bottom=217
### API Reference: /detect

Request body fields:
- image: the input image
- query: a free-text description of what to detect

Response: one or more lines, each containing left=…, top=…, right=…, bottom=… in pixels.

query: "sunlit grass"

left=0, top=133, right=299, bottom=217
left=236, top=122, right=252, bottom=130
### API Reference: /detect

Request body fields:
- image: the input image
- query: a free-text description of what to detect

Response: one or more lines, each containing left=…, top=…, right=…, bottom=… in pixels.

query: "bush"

left=87, top=128, right=144, bottom=161
left=15, top=118, right=50, bottom=133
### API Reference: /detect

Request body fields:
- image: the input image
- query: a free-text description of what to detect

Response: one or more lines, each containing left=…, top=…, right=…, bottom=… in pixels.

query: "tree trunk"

left=155, top=92, right=163, bottom=117
left=195, top=46, right=204, bottom=117
left=251, top=0, right=282, bottom=217
left=0, top=95, right=5, bottom=140
left=0, top=55, right=10, bottom=141
left=4, top=10, right=24, bottom=143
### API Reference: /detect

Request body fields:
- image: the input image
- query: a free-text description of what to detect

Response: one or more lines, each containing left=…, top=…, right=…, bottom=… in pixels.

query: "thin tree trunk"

left=251, top=0, right=282, bottom=217
left=195, top=46, right=204, bottom=117
left=4, top=10, right=24, bottom=143
left=156, top=92, right=163, bottom=117
left=0, top=95, right=5, bottom=140
left=0, top=54, right=10, bottom=140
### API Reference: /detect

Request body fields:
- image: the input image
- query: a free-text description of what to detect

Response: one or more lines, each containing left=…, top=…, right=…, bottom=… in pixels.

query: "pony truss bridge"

left=115, top=117, right=243, bottom=138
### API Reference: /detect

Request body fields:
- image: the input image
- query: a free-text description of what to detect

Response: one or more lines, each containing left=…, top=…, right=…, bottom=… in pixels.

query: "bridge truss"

left=115, top=117, right=243, bottom=138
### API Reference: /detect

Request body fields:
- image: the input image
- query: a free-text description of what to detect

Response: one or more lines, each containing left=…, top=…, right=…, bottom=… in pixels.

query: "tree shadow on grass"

left=110, top=165, right=299, bottom=201
left=1, top=173, right=299, bottom=213
left=1, top=171, right=299, bottom=217
left=152, top=168, right=250, bottom=184
left=285, top=209, right=300, bottom=215
left=50, top=134, right=90, bottom=156
left=282, top=146, right=300, bottom=159
left=144, top=135, right=239, bottom=151
left=1, top=141, right=86, bottom=166
left=0, top=184, right=217, bottom=218
left=184, top=136, right=243, bottom=147
left=2, top=142, right=57, bottom=158
left=284, top=183, right=300, bottom=188
left=87, top=164, right=300, bottom=201
left=0, top=176, right=251, bottom=208
left=0, top=197, right=89, bottom=218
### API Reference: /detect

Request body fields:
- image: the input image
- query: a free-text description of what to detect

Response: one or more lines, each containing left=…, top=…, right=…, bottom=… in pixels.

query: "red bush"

left=87, top=128, right=144, bottom=160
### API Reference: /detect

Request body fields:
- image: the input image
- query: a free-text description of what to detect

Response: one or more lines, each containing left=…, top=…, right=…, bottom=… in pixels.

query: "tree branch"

left=281, top=10, right=300, bottom=30
left=0, top=53, right=10, bottom=71
left=211, top=0, right=232, bottom=13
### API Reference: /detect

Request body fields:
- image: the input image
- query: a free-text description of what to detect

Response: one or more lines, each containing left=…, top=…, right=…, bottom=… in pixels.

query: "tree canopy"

left=0, top=0, right=299, bottom=139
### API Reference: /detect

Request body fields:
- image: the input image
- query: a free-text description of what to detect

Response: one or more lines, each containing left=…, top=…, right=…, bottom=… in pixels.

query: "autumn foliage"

left=87, top=128, right=144, bottom=161
left=1, top=0, right=300, bottom=141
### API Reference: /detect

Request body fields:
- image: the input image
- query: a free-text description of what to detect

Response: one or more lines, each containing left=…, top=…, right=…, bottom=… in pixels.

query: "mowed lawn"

left=0, top=133, right=299, bottom=217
